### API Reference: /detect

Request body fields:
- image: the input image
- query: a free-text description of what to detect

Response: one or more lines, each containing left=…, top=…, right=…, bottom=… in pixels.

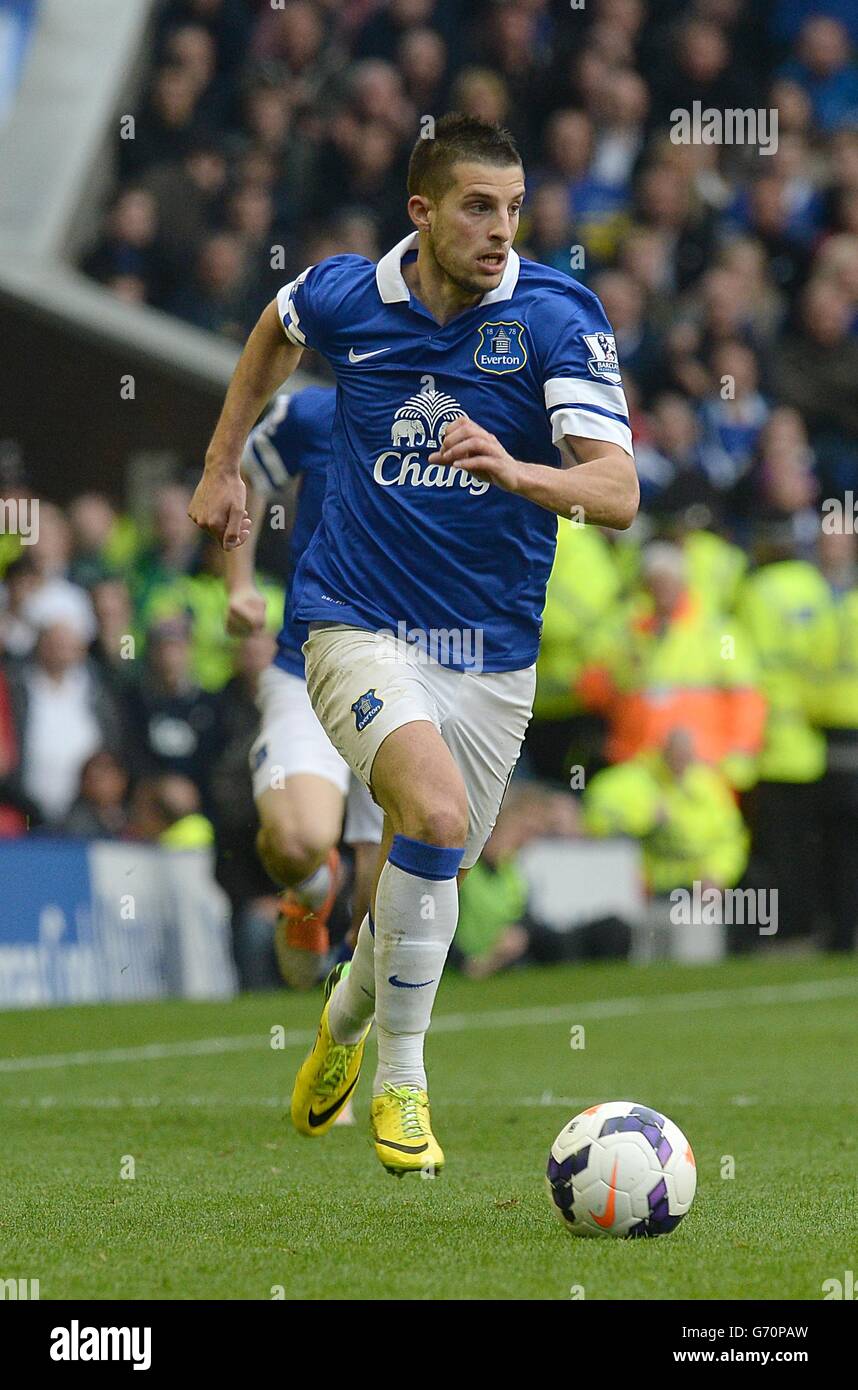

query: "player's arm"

left=223, top=473, right=268, bottom=635
left=226, top=395, right=300, bottom=634
left=432, top=420, right=639, bottom=530
left=189, top=299, right=303, bottom=548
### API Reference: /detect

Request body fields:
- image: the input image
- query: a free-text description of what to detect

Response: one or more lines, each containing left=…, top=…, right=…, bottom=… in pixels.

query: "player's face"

left=429, top=161, right=525, bottom=296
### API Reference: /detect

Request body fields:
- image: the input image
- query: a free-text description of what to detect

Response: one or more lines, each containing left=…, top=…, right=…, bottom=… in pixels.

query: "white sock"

left=372, top=838, right=463, bottom=1093
left=292, top=862, right=330, bottom=908
left=328, top=914, right=376, bottom=1045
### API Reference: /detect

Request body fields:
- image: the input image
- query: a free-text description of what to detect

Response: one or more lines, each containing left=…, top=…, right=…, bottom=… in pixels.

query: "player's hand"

left=188, top=469, right=251, bottom=550
left=429, top=416, right=523, bottom=493
left=226, top=585, right=267, bottom=637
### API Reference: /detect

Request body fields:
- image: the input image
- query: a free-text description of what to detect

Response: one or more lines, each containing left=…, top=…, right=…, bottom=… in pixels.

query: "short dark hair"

left=407, top=113, right=522, bottom=201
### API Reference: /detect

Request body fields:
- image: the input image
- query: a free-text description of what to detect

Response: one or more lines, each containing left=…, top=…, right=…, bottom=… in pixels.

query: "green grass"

left=1, top=954, right=856, bottom=1300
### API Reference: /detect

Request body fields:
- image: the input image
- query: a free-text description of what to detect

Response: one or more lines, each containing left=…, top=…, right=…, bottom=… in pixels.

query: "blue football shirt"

left=241, top=384, right=336, bottom=677
left=279, top=232, right=633, bottom=672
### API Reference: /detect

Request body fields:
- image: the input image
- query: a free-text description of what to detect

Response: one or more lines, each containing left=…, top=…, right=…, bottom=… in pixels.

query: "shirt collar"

left=375, top=231, right=521, bottom=306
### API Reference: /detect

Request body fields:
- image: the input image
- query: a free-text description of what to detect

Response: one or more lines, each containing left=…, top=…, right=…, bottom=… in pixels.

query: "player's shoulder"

left=516, top=257, right=608, bottom=324
left=302, top=253, right=376, bottom=306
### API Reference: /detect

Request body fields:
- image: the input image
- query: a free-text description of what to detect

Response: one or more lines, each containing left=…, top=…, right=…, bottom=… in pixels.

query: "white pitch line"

left=0, top=974, right=856, bottom=1075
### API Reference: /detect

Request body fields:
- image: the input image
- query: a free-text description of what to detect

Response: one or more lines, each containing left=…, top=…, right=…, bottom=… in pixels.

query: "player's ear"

left=407, top=193, right=432, bottom=233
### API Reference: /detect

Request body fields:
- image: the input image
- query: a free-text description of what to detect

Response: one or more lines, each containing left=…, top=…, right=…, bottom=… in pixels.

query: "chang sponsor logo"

left=372, top=384, right=489, bottom=496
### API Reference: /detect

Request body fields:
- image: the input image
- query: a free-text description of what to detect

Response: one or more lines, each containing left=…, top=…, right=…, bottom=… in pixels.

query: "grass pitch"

left=1, top=954, right=856, bottom=1301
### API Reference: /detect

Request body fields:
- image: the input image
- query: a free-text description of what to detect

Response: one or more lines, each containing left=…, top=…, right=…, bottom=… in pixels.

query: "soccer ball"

left=546, top=1100, right=696, bottom=1238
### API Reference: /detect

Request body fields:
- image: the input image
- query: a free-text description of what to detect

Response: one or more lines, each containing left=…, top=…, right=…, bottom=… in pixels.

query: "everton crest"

left=474, top=321, right=527, bottom=375
left=352, top=688, right=384, bottom=732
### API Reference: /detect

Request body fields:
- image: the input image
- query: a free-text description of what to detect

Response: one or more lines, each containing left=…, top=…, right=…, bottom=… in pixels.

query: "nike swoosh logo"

left=307, top=1072, right=360, bottom=1129
left=388, top=975, right=435, bottom=989
left=375, top=1137, right=429, bottom=1155
left=348, top=347, right=391, bottom=363
left=591, top=1156, right=619, bottom=1228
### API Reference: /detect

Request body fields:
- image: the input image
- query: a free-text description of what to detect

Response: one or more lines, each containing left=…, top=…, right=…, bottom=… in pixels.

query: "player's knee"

left=257, top=819, right=332, bottom=883
left=406, top=800, right=468, bottom=849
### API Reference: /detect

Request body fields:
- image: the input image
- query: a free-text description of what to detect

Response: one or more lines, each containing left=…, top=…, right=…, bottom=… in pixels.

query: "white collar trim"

left=375, top=232, right=521, bottom=306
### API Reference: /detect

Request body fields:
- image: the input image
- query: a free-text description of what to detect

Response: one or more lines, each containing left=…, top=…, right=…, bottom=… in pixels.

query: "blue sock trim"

left=368, top=910, right=375, bottom=938
left=388, top=835, right=464, bottom=882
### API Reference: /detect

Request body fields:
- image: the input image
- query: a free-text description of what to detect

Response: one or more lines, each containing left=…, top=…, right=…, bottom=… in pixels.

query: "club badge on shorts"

left=474, top=321, right=527, bottom=375
left=352, top=688, right=384, bottom=732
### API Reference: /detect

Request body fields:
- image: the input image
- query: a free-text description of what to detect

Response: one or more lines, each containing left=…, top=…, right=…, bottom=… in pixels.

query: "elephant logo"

left=390, top=385, right=465, bottom=449
left=390, top=417, right=426, bottom=448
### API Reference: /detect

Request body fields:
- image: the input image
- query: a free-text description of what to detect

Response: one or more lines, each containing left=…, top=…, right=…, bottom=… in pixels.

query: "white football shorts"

left=303, top=623, right=536, bottom=869
left=249, top=664, right=383, bottom=846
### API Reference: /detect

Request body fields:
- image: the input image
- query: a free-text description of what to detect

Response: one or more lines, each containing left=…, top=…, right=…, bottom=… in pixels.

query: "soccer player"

left=190, top=115, right=638, bottom=1175
left=225, top=384, right=383, bottom=988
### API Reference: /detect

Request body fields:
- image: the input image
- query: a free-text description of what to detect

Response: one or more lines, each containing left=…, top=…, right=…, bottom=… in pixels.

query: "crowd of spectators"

left=6, top=0, right=858, bottom=967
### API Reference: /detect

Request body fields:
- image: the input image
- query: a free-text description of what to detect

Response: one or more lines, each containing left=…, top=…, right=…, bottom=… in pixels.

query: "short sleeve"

left=276, top=264, right=320, bottom=349
left=276, top=254, right=366, bottom=352
left=535, top=287, right=633, bottom=458
left=242, top=393, right=302, bottom=494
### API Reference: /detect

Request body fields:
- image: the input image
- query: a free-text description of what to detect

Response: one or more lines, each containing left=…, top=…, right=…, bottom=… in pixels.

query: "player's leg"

left=366, top=720, right=468, bottom=1175
left=291, top=776, right=384, bottom=1136
left=360, top=662, right=536, bottom=1165
left=294, top=624, right=467, bottom=1164
left=250, top=666, right=350, bottom=987
left=326, top=779, right=385, bottom=1126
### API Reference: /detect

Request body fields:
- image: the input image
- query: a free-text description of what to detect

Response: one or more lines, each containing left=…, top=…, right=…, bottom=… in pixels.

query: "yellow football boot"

left=290, top=963, right=370, bottom=1137
left=370, top=1083, right=444, bottom=1177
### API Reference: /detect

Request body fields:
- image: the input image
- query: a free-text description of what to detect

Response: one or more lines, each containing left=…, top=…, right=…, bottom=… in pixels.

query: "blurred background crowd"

left=4, top=0, right=858, bottom=976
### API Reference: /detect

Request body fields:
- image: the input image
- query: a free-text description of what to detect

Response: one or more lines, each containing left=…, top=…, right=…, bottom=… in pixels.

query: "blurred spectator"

left=815, top=530, right=858, bottom=949
left=89, top=576, right=139, bottom=697
left=398, top=27, right=447, bottom=110
left=633, top=393, right=727, bottom=512
left=165, top=231, right=255, bottom=339
left=735, top=527, right=838, bottom=941
left=82, top=188, right=169, bottom=305
left=584, top=727, right=749, bottom=894
left=62, top=750, right=130, bottom=839
left=577, top=541, right=766, bottom=791
left=209, top=629, right=278, bottom=916
left=128, top=772, right=214, bottom=849
left=125, top=615, right=222, bottom=804
left=635, top=161, right=714, bottom=291
left=698, top=339, right=771, bottom=490
left=10, top=623, right=123, bottom=826
left=772, top=278, right=858, bottom=487
left=527, top=523, right=621, bottom=783
left=733, top=406, right=818, bottom=530
left=539, top=109, right=630, bottom=265
left=131, top=483, right=199, bottom=613
left=119, top=63, right=203, bottom=179
left=143, top=535, right=283, bottom=691
left=142, top=137, right=228, bottom=287
left=780, top=15, right=858, bottom=132
left=450, top=66, right=510, bottom=126
left=0, top=505, right=96, bottom=658
left=583, top=727, right=749, bottom=959
left=520, top=178, right=577, bottom=276
left=0, top=553, right=40, bottom=658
